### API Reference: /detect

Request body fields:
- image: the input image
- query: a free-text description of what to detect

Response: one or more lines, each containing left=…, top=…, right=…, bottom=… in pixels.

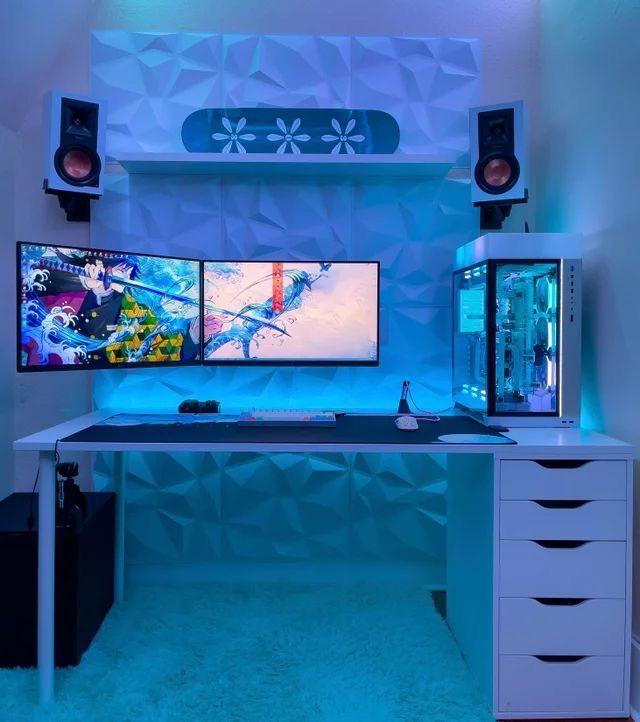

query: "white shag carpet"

left=0, top=583, right=493, bottom=722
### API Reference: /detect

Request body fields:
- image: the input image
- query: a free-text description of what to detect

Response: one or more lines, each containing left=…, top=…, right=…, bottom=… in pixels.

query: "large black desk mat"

left=61, top=414, right=515, bottom=446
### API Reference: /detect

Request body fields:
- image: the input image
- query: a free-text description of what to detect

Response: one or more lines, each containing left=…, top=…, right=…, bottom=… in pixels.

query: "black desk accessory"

left=397, top=380, right=412, bottom=414
left=56, top=461, right=87, bottom=530
left=0, top=492, right=115, bottom=667
left=178, top=399, right=220, bottom=414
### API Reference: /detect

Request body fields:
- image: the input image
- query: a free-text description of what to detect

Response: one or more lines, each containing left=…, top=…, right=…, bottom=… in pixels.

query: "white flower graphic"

left=267, top=118, right=310, bottom=154
left=212, top=117, right=256, bottom=154
left=321, top=118, right=365, bottom=154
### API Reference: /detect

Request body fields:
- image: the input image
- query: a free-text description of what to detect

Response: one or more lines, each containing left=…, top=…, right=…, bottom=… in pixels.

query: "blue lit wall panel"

left=222, top=34, right=351, bottom=109
left=221, top=178, right=351, bottom=260
left=351, top=178, right=471, bottom=306
left=351, top=452, right=447, bottom=560
left=90, top=32, right=480, bottom=570
left=91, top=31, right=223, bottom=154
left=350, top=36, right=480, bottom=155
left=95, top=450, right=223, bottom=562
left=221, top=452, right=350, bottom=560
left=92, top=173, right=223, bottom=260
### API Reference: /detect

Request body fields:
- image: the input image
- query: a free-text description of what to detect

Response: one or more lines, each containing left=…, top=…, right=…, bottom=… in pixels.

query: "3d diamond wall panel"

left=92, top=173, right=223, bottom=260
left=350, top=452, right=447, bottom=561
left=92, top=32, right=223, bottom=154
left=222, top=34, right=351, bottom=109
left=221, top=177, right=351, bottom=260
left=91, top=32, right=479, bottom=156
left=95, top=449, right=223, bottom=562
left=221, top=452, right=351, bottom=560
left=350, top=36, right=480, bottom=155
left=90, top=32, right=480, bottom=573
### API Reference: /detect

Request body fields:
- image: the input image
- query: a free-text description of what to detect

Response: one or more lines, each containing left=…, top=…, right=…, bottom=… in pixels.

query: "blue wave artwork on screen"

left=202, top=261, right=379, bottom=364
left=19, top=243, right=201, bottom=370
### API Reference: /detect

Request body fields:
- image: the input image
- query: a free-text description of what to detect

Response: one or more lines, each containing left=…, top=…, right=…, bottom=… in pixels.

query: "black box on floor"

left=0, top=492, right=115, bottom=667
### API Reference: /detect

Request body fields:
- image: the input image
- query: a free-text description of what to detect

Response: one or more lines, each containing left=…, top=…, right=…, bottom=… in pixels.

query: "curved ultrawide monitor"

left=18, top=242, right=201, bottom=371
left=202, top=261, right=379, bottom=365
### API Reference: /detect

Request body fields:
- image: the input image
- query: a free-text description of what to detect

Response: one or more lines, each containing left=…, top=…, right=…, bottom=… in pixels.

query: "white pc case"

left=453, top=234, right=582, bottom=427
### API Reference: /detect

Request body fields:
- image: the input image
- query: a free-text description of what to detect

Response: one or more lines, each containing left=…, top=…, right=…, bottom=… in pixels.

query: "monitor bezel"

left=16, top=241, right=203, bottom=373
left=201, top=259, right=381, bottom=367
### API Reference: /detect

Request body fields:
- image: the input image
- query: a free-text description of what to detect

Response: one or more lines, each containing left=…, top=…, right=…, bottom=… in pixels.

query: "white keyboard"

left=238, top=408, right=337, bottom=427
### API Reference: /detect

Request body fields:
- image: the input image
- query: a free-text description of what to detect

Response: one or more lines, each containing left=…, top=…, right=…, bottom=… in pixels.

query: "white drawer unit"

left=492, top=453, right=632, bottom=719
left=447, top=439, right=632, bottom=720
left=498, top=654, right=625, bottom=715
left=499, top=539, right=626, bottom=598
left=500, top=499, right=626, bottom=540
left=500, top=459, right=627, bottom=500
left=499, top=597, right=626, bottom=656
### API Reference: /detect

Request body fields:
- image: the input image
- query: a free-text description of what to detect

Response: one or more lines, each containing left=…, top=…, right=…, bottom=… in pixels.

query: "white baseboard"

left=125, top=560, right=446, bottom=587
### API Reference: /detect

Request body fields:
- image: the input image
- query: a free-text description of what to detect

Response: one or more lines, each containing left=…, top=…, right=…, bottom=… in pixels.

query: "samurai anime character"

left=21, top=247, right=200, bottom=367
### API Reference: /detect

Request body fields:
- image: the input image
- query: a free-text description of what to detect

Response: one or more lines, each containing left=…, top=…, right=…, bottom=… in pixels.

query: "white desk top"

left=13, top=409, right=633, bottom=458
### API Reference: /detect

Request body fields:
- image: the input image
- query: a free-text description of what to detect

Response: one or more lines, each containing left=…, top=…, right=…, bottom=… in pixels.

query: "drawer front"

left=499, top=540, right=626, bottom=598
left=500, top=460, right=627, bottom=500
left=499, top=655, right=624, bottom=715
left=499, top=597, right=626, bottom=655
left=500, top=500, right=627, bottom=541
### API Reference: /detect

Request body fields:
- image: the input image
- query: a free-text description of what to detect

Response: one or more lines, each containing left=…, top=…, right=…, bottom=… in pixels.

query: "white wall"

left=0, top=122, right=16, bottom=500
left=537, top=0, right=640, bottom=643
left=12, top=122, right=94, bottom=489
left=0, top=0, right=98, bottom=131
left=0, top=117, right=86, bottom=497
left=9, top=6, right=96, bottom=489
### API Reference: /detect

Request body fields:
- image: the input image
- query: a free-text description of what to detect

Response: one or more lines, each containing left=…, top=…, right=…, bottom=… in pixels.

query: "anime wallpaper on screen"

left=202, top=261, right=379, bottom=363
left=19, top=243, right=201, bottom=370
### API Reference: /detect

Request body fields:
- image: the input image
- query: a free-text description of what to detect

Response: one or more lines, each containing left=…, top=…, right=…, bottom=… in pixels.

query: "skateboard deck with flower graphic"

left=181, top=108, right=400, bottom=154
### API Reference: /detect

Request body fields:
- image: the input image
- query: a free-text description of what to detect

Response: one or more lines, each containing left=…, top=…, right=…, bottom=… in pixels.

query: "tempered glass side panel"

left=492, top=260, right=559, bottom=415
left=453, top=264, right=487, bottom=414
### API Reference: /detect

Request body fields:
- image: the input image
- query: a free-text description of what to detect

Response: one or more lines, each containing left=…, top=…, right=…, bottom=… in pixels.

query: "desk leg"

left=446, top=453, right=495, bottom=707
left=38, top=450, right=56, bottom=705
left=114, top=451, right=125, bottom=602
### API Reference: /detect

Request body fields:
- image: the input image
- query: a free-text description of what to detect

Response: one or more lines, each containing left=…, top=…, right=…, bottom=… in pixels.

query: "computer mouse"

left=394, top=415, right=419, bottom=431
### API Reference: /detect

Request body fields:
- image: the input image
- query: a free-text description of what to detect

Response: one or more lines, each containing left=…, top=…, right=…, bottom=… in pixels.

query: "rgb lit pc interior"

left=18, top=243, right=202, bottom=370
left=453, top=258, right=563, bottom=419
left=202, top=260, right=380, bottom=365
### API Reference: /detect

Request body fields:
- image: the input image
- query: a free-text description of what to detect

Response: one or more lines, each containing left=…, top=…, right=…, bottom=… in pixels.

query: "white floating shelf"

left=111, top=152, right=458, bottom=178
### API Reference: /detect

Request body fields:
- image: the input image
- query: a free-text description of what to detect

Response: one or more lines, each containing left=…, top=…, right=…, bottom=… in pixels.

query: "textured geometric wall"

left=90, top=32, right=480, bottom=571
left=91, top=32, right=479, bottom=156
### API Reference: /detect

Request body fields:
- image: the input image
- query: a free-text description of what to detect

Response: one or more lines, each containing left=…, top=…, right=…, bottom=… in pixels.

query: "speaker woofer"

left=54, top=145, right=101, bottom=186
left=475, top=153, right=520, bottom=195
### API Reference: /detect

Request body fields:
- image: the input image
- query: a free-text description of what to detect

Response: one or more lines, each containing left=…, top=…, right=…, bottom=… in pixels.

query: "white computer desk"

left=14, top=410, right=634, bottom=719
